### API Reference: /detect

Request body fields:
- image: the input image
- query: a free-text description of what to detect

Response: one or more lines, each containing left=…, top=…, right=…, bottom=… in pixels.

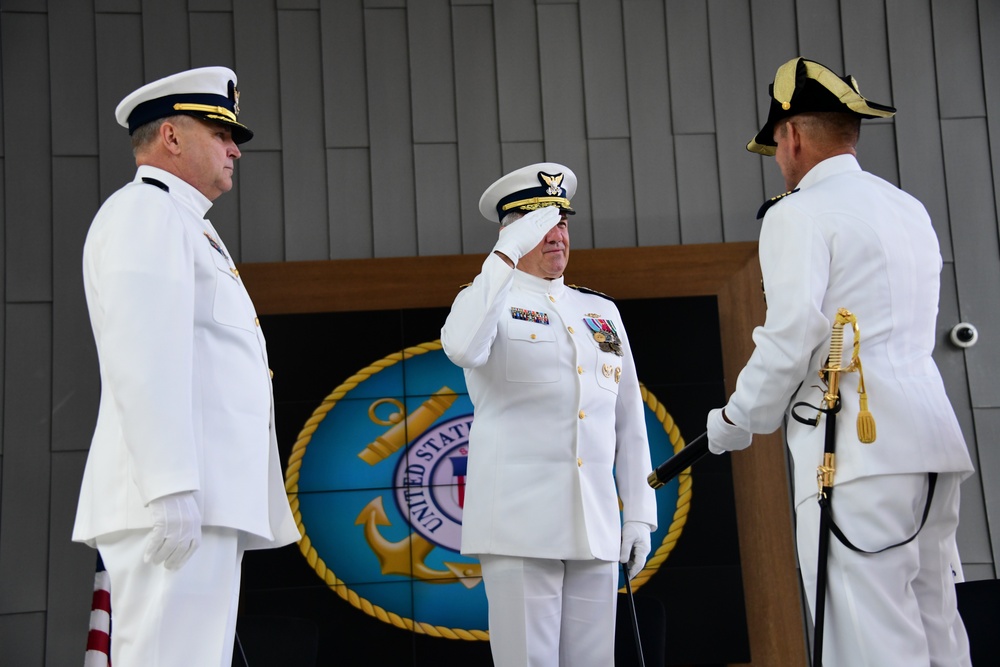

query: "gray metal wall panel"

left=3, top=13, right=53, bottom=303
left=0, top=304, right=51, bottom=614
left=749, top=0, right=798, bottom=197
left=45, top=452, right=94, bottom=667
left=1, top=0, right=46, bottom=8
left=190, top=11, right=236, bottom=69
left=749, top=0, right=799, bottom=125
left=234, top=0, right=282, bottom=152
left=51, top=157, right=100, bottom=453
left=794, top=0, right=842, bottom=70
left=494, top=0, right=543, bottom=143
left=50, top=1, right=100, bottom=156
left=327, top=148, right=374, bottom=259
left=365, top=8, right=418, bottom=258
left=501, top=142, right=546, bottom=175
left=842, top=0, right=893, bottom=110
left=365, top=0, right=404, bottom=7
left=0, top=158, right=4, bottom=441
left=932, top=0, right=986, bottom=119
left=414, top=144, right=463, bottom=256
left=885, top=0, right=952, bottom=261
left=321, top=0, right=370, bottom=148
left=623, top=0, right=680, bottom=247
left=666, top=0, right=714, bottom=135
left=708, top=0, right=765, bottom=243
left=675, top=134, right=723, bottom=245
left=580, top=0, right=629, bottom=139
left=96, top=0, right=141, bottom=10
left=982, top=0, right=1000, bottom=243
left=278, top=9, right=330, bottom=261
left=0, top=613, right=44, bottom=666
left=408, top=0, right=457, bottom=144
left=191, top=0, right=233, bottom=10
left=539, top=4, right=593, bottom=250
left=239, top=151, right=286, bottom=263
left=453, top=5, right=504, bottom=254
left=588, top=138, right=636, bottom=249
left=936, top=265, right=992, bottom=566
left=95, top=14, right=145, bottom=202
left=281, top=0, right=319, bottom=7
left=941, top=118, right=1000, bottom=408
left=141, top=0, right=191, bottom=80
left=973, top=407, right=1000, bottom=570
left=856, top=123, right=899, bottom=188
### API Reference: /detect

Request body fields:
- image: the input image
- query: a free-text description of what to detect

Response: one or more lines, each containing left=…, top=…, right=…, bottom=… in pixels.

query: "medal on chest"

left=583, top=317, right=623, bottom=356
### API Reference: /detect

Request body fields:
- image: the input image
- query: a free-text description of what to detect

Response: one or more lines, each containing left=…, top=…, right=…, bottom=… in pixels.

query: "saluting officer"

left=72, top=67, right=299, bottom=666
left=705, top=58, right=974, bottom=666
left=441, top=163, right=657, bottom=667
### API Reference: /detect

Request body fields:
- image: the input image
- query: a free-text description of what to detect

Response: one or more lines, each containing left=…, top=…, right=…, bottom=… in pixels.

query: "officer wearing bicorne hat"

left=705, top=57, right=974, bottom=666
left=72, top=67, right=299, bottom=666
left=441, top=163, right=657, bottom=666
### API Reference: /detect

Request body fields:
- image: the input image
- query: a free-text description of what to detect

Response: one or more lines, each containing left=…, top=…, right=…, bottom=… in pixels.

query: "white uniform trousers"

left=479, top=555, right=619, bottom=667
left=96, top=526, right=244, bottom=667
left=796, top=472, right=971, bottom=667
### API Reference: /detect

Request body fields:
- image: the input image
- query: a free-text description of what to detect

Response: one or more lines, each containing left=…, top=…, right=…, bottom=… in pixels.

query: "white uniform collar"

left=796, top=153, right=861, bottom=191
left=513, top=269, right=567, bottom=299
left=134, top=165, right=214, bottom=219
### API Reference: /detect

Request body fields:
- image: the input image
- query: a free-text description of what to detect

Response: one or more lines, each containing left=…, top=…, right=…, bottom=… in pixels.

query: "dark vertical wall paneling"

left=3, top=13, right=52, bottom=303
left=454, top=5, right=503, bottom=254
left=2, top=0, right=999, bottom=661
left=886, top=0, right=953, bottom=260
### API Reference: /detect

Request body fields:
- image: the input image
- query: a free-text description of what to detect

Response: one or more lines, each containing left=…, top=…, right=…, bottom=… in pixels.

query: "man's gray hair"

left=499, top=210, right=524, bottom=229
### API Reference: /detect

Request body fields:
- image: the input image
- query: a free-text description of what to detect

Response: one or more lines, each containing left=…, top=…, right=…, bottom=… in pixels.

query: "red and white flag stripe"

left=84, top=554, right=111, bottom=667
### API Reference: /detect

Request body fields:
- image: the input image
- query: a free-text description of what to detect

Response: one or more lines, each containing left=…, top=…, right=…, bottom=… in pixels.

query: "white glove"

left=492, top=205, right=561, bottom=266
left=707, top=407, right=752, bottom=455
left=144, top=491, right=202, bottom=570
left=619, top=521, right=651, bottom=580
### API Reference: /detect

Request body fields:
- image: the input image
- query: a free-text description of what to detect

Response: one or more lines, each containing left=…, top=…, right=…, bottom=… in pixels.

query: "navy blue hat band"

left=127, top=93, right=235, bottom=134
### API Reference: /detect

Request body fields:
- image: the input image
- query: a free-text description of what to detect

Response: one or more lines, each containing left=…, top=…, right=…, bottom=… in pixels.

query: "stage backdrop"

left=235, top=291, right=749, bottom=666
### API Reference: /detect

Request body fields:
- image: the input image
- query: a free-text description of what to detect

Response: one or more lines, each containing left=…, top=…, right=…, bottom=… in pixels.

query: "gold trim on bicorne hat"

left=747, top=57, right=895, bottom=156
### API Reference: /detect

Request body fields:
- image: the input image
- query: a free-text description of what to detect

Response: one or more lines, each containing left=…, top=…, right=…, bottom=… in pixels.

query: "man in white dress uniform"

left=705, top=58, right=974, bottom=666
left=441, top=163, right=657, bottom=666
left=72, top=67, right=299, bottom=667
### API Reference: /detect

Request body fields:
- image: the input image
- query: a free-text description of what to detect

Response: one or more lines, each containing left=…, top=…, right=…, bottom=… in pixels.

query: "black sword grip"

left=647, top=431, right=710, bottom=489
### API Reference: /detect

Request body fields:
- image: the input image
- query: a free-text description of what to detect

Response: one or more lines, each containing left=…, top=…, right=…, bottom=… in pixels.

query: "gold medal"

left=602, top=364, right=613, bottom=378
left=593, top=332, right=606, bottom=343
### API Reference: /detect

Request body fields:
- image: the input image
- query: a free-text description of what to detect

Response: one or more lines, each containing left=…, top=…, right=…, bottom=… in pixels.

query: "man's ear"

left=159, top=119, right=183, bottom=155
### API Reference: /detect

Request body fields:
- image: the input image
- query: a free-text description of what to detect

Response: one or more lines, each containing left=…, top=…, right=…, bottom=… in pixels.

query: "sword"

left=812, top=307, right=853, bottom=667
left=647, top=431, right=709, bottom=489
left=622, top=562, right=646, bottom=667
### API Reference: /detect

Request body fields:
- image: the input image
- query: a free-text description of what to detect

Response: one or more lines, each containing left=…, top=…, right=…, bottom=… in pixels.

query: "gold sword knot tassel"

left=820, top=308, right=877, bottom=444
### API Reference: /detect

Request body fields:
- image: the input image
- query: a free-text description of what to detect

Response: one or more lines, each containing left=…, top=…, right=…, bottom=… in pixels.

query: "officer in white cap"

left=441, top=163, right=657, bottom=666
left=72, top=67, right=299, bottom=666
left=706, top=57, right=974, bottom=666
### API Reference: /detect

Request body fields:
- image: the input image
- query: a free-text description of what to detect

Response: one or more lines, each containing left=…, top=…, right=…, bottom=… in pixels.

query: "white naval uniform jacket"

left=725, top=154, right=973, bottom=507
left=441, top=254, right=657, bottom=562
left=73, top=165, right=299, bottom=551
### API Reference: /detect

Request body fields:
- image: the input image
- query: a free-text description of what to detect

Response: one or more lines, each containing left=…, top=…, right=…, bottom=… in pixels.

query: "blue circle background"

left=294, top=346, right=683, bottom=633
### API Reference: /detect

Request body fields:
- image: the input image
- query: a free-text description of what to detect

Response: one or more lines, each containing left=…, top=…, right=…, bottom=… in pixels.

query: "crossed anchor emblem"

left=354, top=387, right=483, bottom=589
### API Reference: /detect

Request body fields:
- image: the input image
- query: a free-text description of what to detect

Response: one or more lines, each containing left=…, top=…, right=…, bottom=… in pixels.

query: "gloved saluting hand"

left=619, top=521, right=652, bottom=580
left=492, top=205, right=562, bottom=266
left=144, top=491, right=202, bottom=570
left=707, top=407, right=753, bottom=455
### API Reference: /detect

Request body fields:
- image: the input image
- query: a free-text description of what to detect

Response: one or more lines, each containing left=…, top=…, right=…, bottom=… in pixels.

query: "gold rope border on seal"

left=284, top=340, right=488, bottom=640
left=283, top=340, right=691, bottom=640
left=621, top=385, right=692, bottom=593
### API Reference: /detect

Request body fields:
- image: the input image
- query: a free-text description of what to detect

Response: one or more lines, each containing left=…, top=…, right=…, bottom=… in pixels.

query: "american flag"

left=84, top=553, right=111, bottom=666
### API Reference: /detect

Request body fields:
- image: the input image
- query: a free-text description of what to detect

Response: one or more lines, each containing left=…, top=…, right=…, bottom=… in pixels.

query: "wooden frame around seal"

left=239, top=241, right=807, bottom=667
